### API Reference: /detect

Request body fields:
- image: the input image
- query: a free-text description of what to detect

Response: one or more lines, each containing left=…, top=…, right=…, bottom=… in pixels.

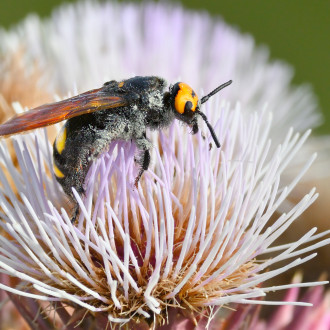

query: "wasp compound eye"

left=172, top=82, right=199, bottom=115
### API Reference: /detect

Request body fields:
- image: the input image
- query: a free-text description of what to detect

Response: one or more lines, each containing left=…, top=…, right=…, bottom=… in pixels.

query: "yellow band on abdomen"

left=53, top=163, right=65, bottom=178
left=55, top=126, right=67, bottom=154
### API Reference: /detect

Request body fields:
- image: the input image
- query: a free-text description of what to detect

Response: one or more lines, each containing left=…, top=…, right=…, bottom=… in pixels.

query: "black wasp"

left=0, top=76, right=232, bottom=221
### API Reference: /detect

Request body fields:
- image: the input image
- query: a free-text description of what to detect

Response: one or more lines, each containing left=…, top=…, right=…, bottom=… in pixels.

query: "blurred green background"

left=0, top=0, right=329, bottom=133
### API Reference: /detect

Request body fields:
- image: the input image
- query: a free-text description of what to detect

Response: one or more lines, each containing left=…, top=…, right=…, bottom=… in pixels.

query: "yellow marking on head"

left=53, top=163, right=65, bottom=178
left=118, top=81, right=124, bottom=88
left=174, top=83, right=198, bottom=114
left=55, top=126, right=67, bottom=154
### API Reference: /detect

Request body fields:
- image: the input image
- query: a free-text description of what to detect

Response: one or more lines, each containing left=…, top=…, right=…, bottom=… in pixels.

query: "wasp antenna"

left=196, top=110, right=221, bottom=148
left=200, top=80, right=232, bottom=104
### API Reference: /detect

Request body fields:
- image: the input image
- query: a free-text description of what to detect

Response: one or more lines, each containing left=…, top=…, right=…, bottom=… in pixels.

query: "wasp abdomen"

left=52, top=109, right=148, bottom=200
left=53, top=114, right=98, bottom=198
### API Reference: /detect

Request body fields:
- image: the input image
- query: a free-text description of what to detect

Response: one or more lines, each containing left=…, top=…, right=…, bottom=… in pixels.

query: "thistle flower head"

left=0, top=1, right=329, bottom=328
left=0, top=98, right=328, bottom=326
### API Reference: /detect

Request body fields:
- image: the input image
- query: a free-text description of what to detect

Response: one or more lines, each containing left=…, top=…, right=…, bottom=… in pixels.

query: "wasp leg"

left=134, top=135, right=152, bottom=187
left=134, top=149, right=151, bottom=187
left=69, top=182, right=86, bottom=223
left=70, top=203, right=80, bottom=223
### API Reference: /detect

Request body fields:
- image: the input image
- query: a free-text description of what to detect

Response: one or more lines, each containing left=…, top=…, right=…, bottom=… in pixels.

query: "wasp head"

left=170, top=80, right=232, bottom=148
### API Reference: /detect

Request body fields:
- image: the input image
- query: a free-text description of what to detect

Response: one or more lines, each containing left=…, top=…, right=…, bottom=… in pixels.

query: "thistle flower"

left=0, top=1, right=329, bottom=329
left=0, top=97, right=329, bottom=327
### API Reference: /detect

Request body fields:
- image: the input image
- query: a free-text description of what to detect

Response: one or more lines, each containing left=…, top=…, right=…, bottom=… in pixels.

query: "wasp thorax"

left=172, top=82, right=199, bottom=115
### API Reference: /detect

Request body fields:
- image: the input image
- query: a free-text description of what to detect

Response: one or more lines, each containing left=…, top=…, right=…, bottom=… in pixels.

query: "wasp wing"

left=0, top=87, right=129, bottom=136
